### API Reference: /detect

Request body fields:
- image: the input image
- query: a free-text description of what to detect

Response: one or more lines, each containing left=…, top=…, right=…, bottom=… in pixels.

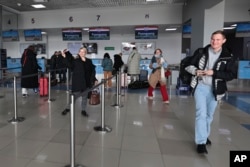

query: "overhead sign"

left=238, top=61, right=250, bottom=79
left=135, top=26, right=158, bottom=39
left=89, top=27, right=110, bottom=40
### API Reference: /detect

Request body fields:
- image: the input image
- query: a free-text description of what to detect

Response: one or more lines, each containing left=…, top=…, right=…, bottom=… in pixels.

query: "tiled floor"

left=0, top=79, right=250, bottom=167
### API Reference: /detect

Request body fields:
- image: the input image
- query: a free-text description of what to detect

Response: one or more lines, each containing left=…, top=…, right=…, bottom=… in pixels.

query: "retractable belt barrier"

left=4, top=67, right=69, bottom=124
left=112, top=68, right=123, bottom=108
left=66, top=75, right=115, bottom=166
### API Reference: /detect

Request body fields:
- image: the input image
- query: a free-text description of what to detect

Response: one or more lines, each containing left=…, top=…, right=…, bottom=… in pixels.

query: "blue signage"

left=135, top=26, right=158, bottom=39
left=140, top=59, right=152, bottom=74
left=6, top=58, right=21, bottom=73
left=238, top=61, right=250, bottom=79
left=92, top=59, right=103, bottom=74
left=62, top=28, right=82, bottom=41
left=7, top=58, right=45, bottom=73
left=89, top=28, right=110, bottom=40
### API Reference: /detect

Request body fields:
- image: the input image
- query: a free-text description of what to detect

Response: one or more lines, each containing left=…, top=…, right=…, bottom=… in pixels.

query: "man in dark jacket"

left=185, top=30, right=238, bottom=154
left=61, top=47, right=97, bottom=117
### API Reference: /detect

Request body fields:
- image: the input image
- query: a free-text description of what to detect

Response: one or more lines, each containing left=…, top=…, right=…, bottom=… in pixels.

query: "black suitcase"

left=139, top=70, right=148, bottom=81
left=128, top=80, right=149, bottom=89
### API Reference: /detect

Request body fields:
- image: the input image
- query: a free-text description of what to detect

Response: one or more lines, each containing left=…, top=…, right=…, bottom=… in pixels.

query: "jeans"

left=66, top=91, right=88, bottom=111
left=194, top=83, right=218, bottom=144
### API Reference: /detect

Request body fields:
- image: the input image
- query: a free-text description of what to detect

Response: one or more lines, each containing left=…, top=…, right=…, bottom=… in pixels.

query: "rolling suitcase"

left=139, top=69, right=148, bottom=81
left=39, top=76, right=48, bottom=97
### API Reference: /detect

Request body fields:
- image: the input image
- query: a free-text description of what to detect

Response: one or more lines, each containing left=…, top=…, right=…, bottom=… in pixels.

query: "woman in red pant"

left=148, top=48, right=169, bottom=104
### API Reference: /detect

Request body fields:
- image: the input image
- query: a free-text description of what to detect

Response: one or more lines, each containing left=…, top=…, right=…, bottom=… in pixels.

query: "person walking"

left=61, top=47, right=97, bottom=117
left=101, top=53, right=113, bottom=88
left=185, top=30, right=238, bottom=154
left=21, top=45, right=42, bottom=97
left=127, top=47, right=141, bottom=82
left=147, top=48, right=169, bottom=103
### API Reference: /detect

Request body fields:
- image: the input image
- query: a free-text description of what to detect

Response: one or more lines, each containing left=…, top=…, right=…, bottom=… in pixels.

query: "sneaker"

left=81, top=110, right=89, bottom=117
left=147, top=96, right=153, bottom=100
left=22, top=94, right=28, bottom=97
left=62, top=109, right=70, bottom=115
left=163, top=101, right=170, bottom=104
left=197, top=144, right=208, bottom=154
left=33, top=88, right=38, bottom=94
left=206, top=138, right=212, bottom=145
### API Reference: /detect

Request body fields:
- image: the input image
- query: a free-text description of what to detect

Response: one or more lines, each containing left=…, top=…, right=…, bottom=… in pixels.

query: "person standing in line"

left=147, top=48, right=169, bottom=103
left=127, top=47, right=141, bottom=82
left=61, top=47, right=98, bottom=117
left=57, top=51, right=67, bottom=83
left=113, top=53, right=124, bottom=72
left=50, top=51, right=58, bottom=80
left=101, top=52, right=113, bottom=88
left=21, top=45, right=42, bottom=97
left=185, top=30, right=238, bottom=154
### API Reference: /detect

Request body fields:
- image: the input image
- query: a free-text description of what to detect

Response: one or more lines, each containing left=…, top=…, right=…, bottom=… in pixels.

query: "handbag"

left=165, top=69, right=171, bottom=78
left=89, top=89, right=100, bottom=105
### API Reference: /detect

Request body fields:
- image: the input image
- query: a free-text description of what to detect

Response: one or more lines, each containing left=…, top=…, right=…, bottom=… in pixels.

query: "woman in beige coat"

left=148, top=48, right=169, bottom=103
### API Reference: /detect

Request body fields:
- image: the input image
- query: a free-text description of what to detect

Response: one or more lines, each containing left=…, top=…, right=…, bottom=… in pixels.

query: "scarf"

left=160, top=57, right=166, bottom=82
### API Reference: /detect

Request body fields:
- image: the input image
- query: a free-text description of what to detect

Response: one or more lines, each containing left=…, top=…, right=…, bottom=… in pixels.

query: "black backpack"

left=179, top=48, right=203, bottom=85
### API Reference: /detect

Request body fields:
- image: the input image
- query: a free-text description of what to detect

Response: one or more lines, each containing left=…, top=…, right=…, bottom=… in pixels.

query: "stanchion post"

left=94, top=79, right=112, bottom=133
left=65, top=95, right=84, bottom=167
left=112, top=71, right=123, bottom=108
left=8, top=76, right=25, bottom=124
left=116, top=72, right=119, bottom=105
left=118, top=70, right=123, bottom=107
left=47, top=71, right=55, bottom=102
left=66, top=68, right=70, bottom=93
left=120, top=69, right=125, bottom=96
left=168, top=71, right=172, bottom=100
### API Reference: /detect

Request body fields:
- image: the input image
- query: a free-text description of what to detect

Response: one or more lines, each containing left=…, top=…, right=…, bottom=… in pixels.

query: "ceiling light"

left=146, top=0, right=159, bottom=2
left=17, top=3, right=22, bottom=6
left=31, top=4, right=46, bottom=8
left=223, top=27, right=236, bottom=30
left=165, top=28, right=177, bottom=31
left=33, top=0, right=49, bottom=2
left=83, top=28, right=89, bottom=31
left=230, top=24, right=237, bottom=27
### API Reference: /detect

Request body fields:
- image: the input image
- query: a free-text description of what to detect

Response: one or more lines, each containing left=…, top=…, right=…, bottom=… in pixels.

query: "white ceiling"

left=1, top=0, right=186, bottom=34
left=0, top=0, right=186, bottom=12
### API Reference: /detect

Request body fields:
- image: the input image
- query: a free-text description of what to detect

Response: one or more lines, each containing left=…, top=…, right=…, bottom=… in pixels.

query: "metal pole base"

left=8, top=117, right=25, bottom=124
left=111, top=104, right=123, bottom=108
left=94, top=126, right=112, bottom=133
left=65, top=164, right=85, bottom=167
left=47, top=98, right=56, bottom=102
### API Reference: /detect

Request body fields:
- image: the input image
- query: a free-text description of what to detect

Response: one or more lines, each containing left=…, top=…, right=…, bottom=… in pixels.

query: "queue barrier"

left=66, top=74, right=116, bottom=166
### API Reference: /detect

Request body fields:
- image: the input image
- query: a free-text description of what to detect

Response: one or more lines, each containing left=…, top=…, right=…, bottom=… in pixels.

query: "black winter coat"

left=113, top=54, right=124, bottom=71
left=186, top=45, right=238, bottom=100
left=64, top=52, right=96, bottom=92
left=21, top=49, right=41, bottom=88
